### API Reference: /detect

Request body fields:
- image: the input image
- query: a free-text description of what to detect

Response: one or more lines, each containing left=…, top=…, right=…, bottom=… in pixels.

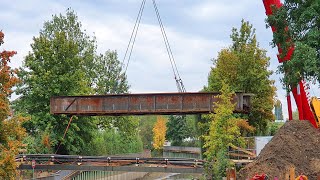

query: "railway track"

left=16, top=154, right=205, bottom=174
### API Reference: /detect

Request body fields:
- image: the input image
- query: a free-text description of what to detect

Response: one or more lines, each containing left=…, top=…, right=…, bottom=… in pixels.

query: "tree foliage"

left=83, top=126, right=143, bottom=156
left=94, top=50, right=129, bottom=95
left=139, top=116, right=157, bottom=149
left=205, top=20, right=276, bottom=134
left=292, top=109, right=299, bottom=120
left=183, top=115, right=200, bottom=147
left=267, top=1, right=320, bottom=88
left=14, top=10, right=100, bottom=154
left=152, top=116, right=167, bottom=150
left=0, top=31, right=27, bottom=179
left=94, top=50, right=132, bottom=130
left=204, top=82, right=244, bottom=179
left=14, top=9, right=139, bottom=155
left=266, top=121, right=284, bottom=136
left=166, top=115, right=189, bottom=146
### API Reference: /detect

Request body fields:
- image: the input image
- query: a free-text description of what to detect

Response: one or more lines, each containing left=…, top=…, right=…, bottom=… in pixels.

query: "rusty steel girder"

left=50, top=92, right=251, bottom=116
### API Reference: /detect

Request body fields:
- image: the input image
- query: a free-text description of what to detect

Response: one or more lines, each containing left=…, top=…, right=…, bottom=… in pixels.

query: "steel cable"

left=152, top=0, right=186, bottom=92
left=122, top=0, right=146, bottom=73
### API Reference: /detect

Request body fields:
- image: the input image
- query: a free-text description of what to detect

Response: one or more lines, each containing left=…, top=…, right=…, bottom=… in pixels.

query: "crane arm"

left=262, top=0, right=318, bottom=128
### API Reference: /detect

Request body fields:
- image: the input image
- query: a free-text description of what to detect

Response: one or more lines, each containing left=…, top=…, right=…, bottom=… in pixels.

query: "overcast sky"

left=1, top=0, right=319, bottom=119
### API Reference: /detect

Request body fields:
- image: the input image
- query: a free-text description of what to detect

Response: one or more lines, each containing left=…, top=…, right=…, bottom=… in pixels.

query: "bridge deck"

left=50, top=92, right=251, bottom=116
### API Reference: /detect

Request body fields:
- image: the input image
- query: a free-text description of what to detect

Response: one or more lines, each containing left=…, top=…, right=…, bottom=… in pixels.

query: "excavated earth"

left=239, top=120, right=320, bottom=179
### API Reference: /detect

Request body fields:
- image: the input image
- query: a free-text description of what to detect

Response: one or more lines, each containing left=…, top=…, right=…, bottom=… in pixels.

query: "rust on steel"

left=50, top=92, right=251, bottom=116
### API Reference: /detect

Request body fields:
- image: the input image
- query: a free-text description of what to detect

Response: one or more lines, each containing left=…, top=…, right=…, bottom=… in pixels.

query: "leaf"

left=0, top=31, right=27, bottom=179
left=152, top=116, right=167, bottom=150
left=206, top=20, right=275, bottom=134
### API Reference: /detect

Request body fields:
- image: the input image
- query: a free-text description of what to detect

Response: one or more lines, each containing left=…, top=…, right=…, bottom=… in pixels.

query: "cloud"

left=0, top=0, right=66, bottom=68
left=79, top=12, right=227, bottom=93
left=185, top=0, right=259, bottom=22
left=2, top=0, right=228, bottom=94
left=3, top=0, right=318, bottom=120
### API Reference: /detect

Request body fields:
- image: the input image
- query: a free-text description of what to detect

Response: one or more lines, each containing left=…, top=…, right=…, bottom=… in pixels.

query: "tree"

left=204, top=82, right=244, bottom=179
left=152, top=116, right=167, bottom=150
left=267, top=1, right=320, bottom=87
left=184, top=115, right=200, bottom=147
left=0, top=31, right=27, bottom=179
left=14, top=9, right=97, bottom=154
left=205, top=20, right=276, bottom=134
left=266, top=121, right=284, bottom=136
left=92, top=51, right=143, bottom=153
left=14, top=9, right=141, bottom=155
left=166, top=115, right=189, bottom=146
left=139, top=116, right=157, bottom=149
left=94, top=50, right=129, bottom=95
left=292, top=110, right=299, bottom=120
left=82, top=126, right=143, bottom=156
left=94, top=50, right=132, bottom=130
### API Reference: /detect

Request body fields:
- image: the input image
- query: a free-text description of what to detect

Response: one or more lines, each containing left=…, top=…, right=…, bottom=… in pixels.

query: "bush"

left=83, top=129, right=143, bottom=155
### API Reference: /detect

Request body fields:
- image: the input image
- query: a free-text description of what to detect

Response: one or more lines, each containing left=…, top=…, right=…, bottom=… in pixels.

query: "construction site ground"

left=239, top=120, right=320, bottom=179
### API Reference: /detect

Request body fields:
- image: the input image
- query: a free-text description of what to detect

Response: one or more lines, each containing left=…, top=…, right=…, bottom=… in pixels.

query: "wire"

left=152, top=0, right=176, bottom=78
left=152, top=0, right=186, bottom=92
left=122, top=0, right=146, bottom=73
left=122, top=0, right=186, bottom=92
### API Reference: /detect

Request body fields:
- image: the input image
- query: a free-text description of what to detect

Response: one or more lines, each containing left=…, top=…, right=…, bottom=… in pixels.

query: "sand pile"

left=239, top=120, right=320, bottom=179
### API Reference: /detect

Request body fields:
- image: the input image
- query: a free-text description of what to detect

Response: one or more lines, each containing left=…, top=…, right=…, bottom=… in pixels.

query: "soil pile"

left=239, top=120, right=320, bottom=179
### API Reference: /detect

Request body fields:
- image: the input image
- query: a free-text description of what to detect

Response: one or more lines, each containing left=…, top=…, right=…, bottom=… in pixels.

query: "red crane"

left=262, top=0, right=318, bottom=128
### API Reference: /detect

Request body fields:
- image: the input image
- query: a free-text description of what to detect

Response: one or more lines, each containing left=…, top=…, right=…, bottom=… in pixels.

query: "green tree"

left=205, top=20, right=275, bottom=134
left=83, top=126, right=143, bottom=156
left=184, top=115, right=200, bottom=147
left=266, top=121, right=284, bottom=136
left=14, top=9, right=141, bottom=155
left=14, top=9, right=97, bottom=154
left=94, top=50, right=129, bottom=95
left=139, top=116, right=157, bottom=149
left=204, top=82, right=243, bottom=179
left=267, top=1, right=320, bottom=87
left=0, top=31, right=27, bottom=179
left=292, top=110, right=299, bottom=120
left=166, top=115, right=189, bottom=146
left=92, top=50, right=142, bottom=148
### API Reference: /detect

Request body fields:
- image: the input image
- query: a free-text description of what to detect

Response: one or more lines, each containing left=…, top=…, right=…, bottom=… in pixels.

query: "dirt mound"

left=239, top=120, right=320, bottom=179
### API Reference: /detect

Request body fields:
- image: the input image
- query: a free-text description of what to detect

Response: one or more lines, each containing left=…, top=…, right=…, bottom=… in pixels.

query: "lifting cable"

left=122, top=0, right=146, bottom=74
left=151, top=0, right=185, bottom=92
left=122, top=0, right=186, bottom=92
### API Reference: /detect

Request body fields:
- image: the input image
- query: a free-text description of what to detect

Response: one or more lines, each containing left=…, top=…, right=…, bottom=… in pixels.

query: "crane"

left=262, top=0, right=319, bottom=128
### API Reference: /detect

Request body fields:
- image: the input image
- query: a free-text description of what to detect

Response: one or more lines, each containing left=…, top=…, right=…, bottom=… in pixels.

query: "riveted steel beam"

left=50, top=92, right=251, bottom=116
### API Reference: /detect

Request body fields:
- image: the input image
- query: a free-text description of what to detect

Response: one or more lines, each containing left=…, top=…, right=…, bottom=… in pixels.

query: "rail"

left=16, top=154, right=205, bottom=174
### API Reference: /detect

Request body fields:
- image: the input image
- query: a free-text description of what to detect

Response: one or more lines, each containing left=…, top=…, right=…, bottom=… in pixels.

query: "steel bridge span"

left=50, top=92, right=251, bottom=116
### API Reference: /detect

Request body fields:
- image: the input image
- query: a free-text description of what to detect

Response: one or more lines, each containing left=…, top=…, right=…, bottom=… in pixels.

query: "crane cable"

left=151, top=0, right=185, bottom=92
left=122, top=0, right=186, bottom=92
left=122, top=0, right=146, bottom=74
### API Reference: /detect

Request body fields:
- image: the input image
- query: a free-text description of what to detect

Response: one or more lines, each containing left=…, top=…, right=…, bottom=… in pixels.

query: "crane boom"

left=262, top=0, right=318, bottom=128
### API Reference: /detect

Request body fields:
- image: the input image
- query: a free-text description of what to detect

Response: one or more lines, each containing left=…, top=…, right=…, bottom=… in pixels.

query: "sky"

left=1, top=0, right=319, bottom=119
